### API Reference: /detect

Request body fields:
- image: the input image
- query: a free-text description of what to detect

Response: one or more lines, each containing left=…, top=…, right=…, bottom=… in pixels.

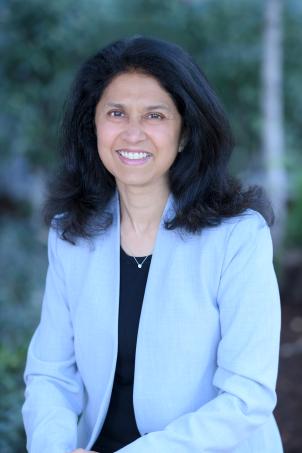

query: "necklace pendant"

left=138, top=264, right=142, bottom=269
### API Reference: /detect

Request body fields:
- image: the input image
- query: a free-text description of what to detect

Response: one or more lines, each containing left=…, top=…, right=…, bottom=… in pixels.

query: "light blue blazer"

left=22, top=192, right=283, bottom=452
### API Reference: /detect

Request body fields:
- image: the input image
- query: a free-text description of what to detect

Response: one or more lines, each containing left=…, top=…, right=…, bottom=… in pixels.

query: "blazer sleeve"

left=22, top=227, right=84, bottom=453
left=116, top=212, right=281, bottom=452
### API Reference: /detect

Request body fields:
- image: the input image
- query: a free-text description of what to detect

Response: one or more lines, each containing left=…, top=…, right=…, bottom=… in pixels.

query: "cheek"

left=96, top=125, right=108, bottom=146
left=153, top=126, right=178, bottom=147
left=162, top=120, right=181, bottom=144
left=162, top=130, right=181, bottom=155
left=95, top=133, right=112, bottom=172
left=95, top=124, right=117, bottom=155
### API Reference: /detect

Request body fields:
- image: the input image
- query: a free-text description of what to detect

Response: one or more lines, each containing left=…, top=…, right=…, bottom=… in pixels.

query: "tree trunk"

left=262, top=0, right=287, bottom=247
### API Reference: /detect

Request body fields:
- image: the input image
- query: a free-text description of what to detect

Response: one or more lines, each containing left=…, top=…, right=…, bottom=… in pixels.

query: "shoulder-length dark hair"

left=44, top=35, right=273, bottom=244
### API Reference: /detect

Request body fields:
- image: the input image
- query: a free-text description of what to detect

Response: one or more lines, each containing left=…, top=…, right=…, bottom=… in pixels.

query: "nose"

left=121, top=118, right=146, bottom=143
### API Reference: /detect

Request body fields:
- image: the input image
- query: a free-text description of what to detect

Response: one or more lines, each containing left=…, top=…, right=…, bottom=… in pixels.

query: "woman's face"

left=94, top=71, right=182, bottom=192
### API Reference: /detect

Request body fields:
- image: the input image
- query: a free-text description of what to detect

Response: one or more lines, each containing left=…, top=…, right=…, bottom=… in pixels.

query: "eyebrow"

left=104, top=102, right=171, bottom=111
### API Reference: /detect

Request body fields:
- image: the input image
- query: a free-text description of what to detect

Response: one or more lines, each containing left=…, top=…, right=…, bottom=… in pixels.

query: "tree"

left=261, top=0, right=287, bottom=247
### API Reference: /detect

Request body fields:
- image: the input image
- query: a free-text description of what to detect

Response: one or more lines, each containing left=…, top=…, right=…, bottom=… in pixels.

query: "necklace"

left=132, top=254, right=151, bottom=269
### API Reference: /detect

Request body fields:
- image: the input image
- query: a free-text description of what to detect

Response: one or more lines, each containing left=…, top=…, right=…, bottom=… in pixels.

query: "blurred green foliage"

left=0, top=216, right=47, bottom=452
left=0, top=0, right=302, bottom=451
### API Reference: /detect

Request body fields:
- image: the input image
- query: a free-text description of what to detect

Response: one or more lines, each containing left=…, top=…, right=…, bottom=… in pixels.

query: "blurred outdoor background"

left=0, top=0, right=301, bottom=451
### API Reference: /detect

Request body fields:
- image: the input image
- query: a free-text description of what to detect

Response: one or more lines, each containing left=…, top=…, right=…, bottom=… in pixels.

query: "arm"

left=22, top=227, right=84, bottom=453
left=116, top=212, right=281, bottom=452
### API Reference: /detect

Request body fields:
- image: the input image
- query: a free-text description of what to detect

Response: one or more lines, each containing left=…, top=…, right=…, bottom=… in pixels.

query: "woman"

left=22, top=36, right=283, bottom=452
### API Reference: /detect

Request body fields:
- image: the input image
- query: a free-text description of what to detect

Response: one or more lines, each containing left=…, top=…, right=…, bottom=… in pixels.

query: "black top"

left=92, top=247, right=152, bottom=453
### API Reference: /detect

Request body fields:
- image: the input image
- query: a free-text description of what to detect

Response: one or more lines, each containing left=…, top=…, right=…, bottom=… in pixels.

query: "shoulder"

left=170, top=209, right=271, bottom=254
left=220, top=208, right=267, bottom=229
left=193, top=209, right=273, bottom=271
left=223, top=209, right=270, bottom=243
left=47, top=218, right=98, bottom=270
left=48, top=192, right=118, bottom=249
left=218, top=209, right=274, bottom=270
left=220, top=208, right=269, bottom=242
left=198, top=209, right=270, bottom=245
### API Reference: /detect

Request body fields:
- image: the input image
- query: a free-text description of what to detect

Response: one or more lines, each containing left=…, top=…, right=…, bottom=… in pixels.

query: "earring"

left=178, top=142, right=184, bottom=153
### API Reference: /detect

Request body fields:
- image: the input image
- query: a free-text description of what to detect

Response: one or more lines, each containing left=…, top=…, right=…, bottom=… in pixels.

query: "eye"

left=108, top=110, right=125, bottom=118
left=146, top=112, right=164, bottom=120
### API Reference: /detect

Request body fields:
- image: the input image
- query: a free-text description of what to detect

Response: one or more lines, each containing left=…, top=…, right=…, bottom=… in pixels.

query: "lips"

left=115, top=149, right=152, bottom=167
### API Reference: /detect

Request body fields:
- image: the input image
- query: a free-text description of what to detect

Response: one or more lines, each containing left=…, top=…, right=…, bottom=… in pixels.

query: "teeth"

left=118, top=150, right=150, bottom=160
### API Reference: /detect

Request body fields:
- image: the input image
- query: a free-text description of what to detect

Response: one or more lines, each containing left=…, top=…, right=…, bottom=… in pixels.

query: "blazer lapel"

left=132, top=193, right=180, bottom=434
left=87, top=191, right=177, bottom=438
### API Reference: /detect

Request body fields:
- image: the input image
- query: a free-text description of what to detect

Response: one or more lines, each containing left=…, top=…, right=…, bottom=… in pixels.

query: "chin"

left=116, top=176, right=156, bottom=189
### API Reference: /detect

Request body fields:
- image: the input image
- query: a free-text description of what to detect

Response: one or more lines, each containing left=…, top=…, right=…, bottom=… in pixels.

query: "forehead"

left=98, top=72, right=176, bottom=107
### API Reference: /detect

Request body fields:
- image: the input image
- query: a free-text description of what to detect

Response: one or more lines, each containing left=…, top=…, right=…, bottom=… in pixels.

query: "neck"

left=117, top=181, right=170, bottom=234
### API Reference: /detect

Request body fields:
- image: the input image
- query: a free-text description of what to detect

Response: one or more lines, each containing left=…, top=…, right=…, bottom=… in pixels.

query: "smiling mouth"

left=116, top=150, right=152, bottom=160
